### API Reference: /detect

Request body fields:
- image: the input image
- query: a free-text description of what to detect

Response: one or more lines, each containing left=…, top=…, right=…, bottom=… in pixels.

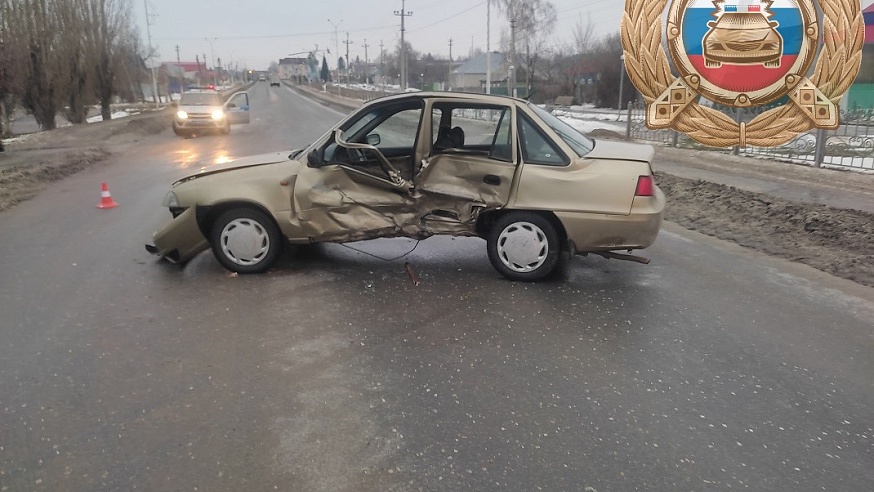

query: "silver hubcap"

left=496, top=221, right=549, bottom=273
left=220, top=218, right=270, bottom=266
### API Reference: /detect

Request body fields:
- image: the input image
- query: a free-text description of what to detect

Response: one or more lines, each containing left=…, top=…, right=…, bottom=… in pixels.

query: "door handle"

left=483, top=174, right=501, bottom=186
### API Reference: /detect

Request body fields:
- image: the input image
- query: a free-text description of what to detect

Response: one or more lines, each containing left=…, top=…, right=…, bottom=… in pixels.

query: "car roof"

left=363, top=91, right=529, bottom=108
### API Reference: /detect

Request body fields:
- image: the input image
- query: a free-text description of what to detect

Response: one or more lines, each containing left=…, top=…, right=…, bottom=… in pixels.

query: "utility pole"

left=143, top=0, right=159, bottom=107
left=509, top=17, right=517, bottom=97
left=175, top=45, right=184, bottom=93
left=343, top=32, right=353, bottom=84
left=394, top=0, right=412, bottom=90
left=380, top=39, right=385, bottom=88
left=205, top=38, right=216, bottom=85
left=327, top=18, right=342, bottom=72
left=363, top=39, right=370, bottom=84
left=447, top=38, right=453, bottom=90
left=486, top=0, right=491, bottom=94
left=195, top=54, right=201, bottom=86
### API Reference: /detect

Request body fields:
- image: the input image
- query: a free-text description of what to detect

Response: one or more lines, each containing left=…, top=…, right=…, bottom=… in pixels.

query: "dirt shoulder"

left=1, top=97, right=872, bottom=287
left=0, top=109, right=169, bottom=210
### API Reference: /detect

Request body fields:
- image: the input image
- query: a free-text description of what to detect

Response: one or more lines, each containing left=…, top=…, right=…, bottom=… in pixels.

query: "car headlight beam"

left=176, top=110, right=188, bottom=120
left=211, top=110, right=225, bottom=121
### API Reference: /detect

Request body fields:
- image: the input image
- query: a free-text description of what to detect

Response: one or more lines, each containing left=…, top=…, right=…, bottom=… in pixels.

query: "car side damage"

left=147, top=92, right=664, bottom=281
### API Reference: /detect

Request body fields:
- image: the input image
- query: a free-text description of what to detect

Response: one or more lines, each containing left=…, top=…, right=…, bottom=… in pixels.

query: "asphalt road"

left=1, top=82, right=872, bottom=491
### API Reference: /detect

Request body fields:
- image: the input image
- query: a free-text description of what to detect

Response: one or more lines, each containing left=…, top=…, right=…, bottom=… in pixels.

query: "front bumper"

left=146, top=207, right=210, bottom=264
left=174, top=117, right=225, bottom=131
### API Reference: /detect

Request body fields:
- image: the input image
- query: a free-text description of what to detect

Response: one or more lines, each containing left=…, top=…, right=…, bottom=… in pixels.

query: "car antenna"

left=524, top=89, right=539, bottom=101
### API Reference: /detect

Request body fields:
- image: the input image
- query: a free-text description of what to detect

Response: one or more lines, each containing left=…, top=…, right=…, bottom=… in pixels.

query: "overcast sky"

left=135, top=0, right=625, bottom=71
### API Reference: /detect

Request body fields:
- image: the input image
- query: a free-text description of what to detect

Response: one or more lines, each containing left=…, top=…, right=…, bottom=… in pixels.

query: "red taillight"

left=635, top=175, right=655, bottom=197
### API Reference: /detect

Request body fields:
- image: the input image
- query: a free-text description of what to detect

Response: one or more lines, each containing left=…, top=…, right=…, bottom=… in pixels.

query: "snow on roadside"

left=2, top=109, right=139, bottom=147
left=86, top=110, right=137, bottom=123
left=558, top=113, right=627, bottom=135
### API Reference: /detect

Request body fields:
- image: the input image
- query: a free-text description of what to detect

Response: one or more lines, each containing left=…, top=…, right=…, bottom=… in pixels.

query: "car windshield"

left=179, top=92, right=222, bottom=106
left=528, top=103, right=594, bottom=157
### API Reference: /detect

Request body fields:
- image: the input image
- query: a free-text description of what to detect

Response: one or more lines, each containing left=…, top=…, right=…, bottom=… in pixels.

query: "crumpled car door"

left=293, top=131, right=416, bottom=242
left=412, top=105, right=516, bottom=234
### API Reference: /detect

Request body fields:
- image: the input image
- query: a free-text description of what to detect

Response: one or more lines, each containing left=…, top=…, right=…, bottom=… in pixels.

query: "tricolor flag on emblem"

left=723, top=1, right=765, bottom=12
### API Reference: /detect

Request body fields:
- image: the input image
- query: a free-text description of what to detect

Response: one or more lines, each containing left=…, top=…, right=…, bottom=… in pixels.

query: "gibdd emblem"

left=621, top=0, right=863, bottom=147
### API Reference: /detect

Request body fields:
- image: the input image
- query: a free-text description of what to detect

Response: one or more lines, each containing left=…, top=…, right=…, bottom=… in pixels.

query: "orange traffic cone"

left=97, top=182, right=119, bottom=209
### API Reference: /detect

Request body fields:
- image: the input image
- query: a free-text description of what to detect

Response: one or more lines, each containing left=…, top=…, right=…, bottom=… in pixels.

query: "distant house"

left=450, top=52, right=509, bottom=93
left=161, top=62, right=212, bottom=90
left=278, top=58, right=310, bottom=82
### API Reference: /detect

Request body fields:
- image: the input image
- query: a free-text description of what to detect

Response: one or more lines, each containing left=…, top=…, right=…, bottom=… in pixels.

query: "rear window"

left=528, top=103, right=594, bottom=157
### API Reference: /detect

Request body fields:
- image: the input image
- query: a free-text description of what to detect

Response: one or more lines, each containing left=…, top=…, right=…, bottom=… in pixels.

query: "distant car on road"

left=270, top=76, right=281, bottom=87
left=148, top=92, right=664, bottom=280
left=172, top=90, right=251, bottom=138
left=258, top=75, right=266, bottom=82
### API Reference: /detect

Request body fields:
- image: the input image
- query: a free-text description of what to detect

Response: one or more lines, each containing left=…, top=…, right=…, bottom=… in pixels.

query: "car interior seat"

left=449, top=126, right=464, bottom=148
left=434, top=125, right=453, bottom=149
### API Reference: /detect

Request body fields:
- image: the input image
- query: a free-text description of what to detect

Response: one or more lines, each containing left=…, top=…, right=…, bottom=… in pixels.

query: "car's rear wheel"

left=209, top=208, right=283, bottom=274
left=487, top=212, right=561, bottom=281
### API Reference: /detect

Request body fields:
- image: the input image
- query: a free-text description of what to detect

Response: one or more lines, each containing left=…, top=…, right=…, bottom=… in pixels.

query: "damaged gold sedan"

left=146, top=92, right=665, bottom=281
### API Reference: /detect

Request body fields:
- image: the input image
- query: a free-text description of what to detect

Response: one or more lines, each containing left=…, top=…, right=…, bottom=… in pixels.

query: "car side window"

left=367, top=108, right=421, bottom=148
left=227, top=93, right=248, bottom=109
left=431, top=104, right=513, bottom=163
left=518, top=114, right=569, bottom=166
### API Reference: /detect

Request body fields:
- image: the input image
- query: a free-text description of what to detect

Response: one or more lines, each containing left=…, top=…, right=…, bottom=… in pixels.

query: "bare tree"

left=83, top=0, right=134, bottom=121
left=570, top=14, right=595, bottom=56
left=58, top=0, right=94, bottom=124
left=1, top=0, right=69, bottom=130
left=490, top=0, right=557, bottom=52
left=0, top=0, right=143, bottom=129
left=589, top=33, right=625, bottom=109
left=0, top=29, right=10, bottom=147
left=490, top=0, right=556, bottom=95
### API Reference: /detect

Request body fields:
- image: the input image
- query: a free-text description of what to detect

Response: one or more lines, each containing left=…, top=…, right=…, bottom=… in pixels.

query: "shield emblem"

left=667, top=0, right=816, bottom=106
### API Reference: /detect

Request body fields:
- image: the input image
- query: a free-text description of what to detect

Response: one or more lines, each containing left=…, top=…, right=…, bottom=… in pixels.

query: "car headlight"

left=211, top=110, right=225, bottom=120
left=176, top=110, right=188, bottom=120
left=162, top=191, right=180, bottom=208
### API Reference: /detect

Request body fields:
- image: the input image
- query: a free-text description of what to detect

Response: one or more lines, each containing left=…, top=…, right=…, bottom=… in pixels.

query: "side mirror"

left=307, top=149, right=323, bottom=168
left=366, top=134, right=381, bottom=146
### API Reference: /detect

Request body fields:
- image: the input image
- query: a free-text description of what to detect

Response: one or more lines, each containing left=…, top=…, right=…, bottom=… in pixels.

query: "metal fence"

left=626, top=100, right=874, bottom=172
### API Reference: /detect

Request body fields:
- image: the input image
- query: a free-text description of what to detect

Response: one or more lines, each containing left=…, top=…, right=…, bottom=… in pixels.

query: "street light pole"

left=618, top=54, right=626, bottom=121
left=143, top=0, right=159, bottom=108
left=327, top=18, right=342, bottom=73
left=205, top=38, right=217, bottom=86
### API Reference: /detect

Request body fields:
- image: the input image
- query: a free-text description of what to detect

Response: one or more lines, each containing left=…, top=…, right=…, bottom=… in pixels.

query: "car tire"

left=487, top=212, right=561, bottom=282
left=221, top=122, right=231, bottom=134
left=173, top=126, right=190, bottom=138
left=209, top=208, right=283, bottom=274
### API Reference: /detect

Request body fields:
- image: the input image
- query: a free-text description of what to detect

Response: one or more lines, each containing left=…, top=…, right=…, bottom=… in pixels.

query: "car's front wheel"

left=487, top=212, right=561, bottom=281
left=209, top=208, right=283, bottom=273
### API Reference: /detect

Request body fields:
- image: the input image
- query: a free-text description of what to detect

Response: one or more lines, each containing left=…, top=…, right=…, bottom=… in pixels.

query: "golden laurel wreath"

left=621, top=0, right=863, bottom=147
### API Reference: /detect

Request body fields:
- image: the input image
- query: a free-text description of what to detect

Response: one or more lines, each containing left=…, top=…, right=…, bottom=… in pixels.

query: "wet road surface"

left=1, top=83, right=872, bottom=491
